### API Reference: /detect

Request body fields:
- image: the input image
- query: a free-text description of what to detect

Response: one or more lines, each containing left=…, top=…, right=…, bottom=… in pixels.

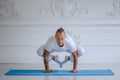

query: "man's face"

left=55, top=32, right=66, bottom=47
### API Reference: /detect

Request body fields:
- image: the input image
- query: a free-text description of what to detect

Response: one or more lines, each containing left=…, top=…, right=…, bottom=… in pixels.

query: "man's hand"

left=45, top=69, right=52, bottom=73
left=72, top=68, right=78, bottom=73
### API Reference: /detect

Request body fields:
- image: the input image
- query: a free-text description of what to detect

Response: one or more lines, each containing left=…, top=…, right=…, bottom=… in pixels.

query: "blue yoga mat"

left=5, top=69, right=114, bottom=76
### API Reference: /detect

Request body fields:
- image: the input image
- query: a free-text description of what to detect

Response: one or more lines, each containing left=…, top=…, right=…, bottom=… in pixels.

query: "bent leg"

left=37, top=45, right=69, bottom=67
left=37, top=45, right=53, bottom=62
left=77, top=45, right=85, bottom=57
left=52, top=55, right=62, bottom=67
left=37, top=45, right=45, bottom=57
left=64, top=45, right=85, bottom=63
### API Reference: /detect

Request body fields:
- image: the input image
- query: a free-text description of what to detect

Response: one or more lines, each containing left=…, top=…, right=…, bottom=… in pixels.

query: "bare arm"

left=72, top=51, right=78, bottom=73
left=44, top=49, right=51, bottom=73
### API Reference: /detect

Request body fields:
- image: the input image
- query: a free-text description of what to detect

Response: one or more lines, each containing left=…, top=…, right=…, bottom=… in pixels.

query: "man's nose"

left=58, top=40, right=62, bottom=44
left=59, top=40, right=63, bottom=43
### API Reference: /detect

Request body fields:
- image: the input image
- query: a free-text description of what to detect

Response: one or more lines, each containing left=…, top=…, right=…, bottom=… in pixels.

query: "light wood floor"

left=0, top=63, right=120, bottom=80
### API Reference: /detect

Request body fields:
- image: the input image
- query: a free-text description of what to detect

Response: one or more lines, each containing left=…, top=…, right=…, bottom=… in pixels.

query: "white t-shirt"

left=45, top=35, right=77, bottom=53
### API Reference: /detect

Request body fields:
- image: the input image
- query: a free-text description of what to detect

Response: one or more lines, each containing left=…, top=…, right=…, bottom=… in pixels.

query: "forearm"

left=73, top=55, right=78, bottom=69
left=72, top=51, right=78, bottom=70
left=44, top=50, right=50, bottom=70
left=44, top=56, right=49, bottom=70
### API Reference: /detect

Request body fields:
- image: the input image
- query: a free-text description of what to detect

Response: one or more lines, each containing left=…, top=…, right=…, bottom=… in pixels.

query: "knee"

left=37, top=45, right=45, bottom=57
left=81, top=48, right=85, bottom=54
left=36, top=47, right=44, bottom=57
left=78, top=47, right=85, bottom=57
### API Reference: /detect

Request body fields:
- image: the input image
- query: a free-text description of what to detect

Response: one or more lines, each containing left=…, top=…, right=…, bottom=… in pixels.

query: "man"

left=37, top=27, right=84, bottom=73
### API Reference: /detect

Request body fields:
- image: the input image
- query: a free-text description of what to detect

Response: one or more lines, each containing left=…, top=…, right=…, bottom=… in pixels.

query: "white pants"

left=37, top=44, right=84, bottom=57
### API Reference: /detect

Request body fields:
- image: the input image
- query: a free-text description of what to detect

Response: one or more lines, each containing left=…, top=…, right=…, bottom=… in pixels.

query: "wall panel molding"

left=39, top=0, right=89, bottom=19
left=0, top=0, right=21, bottom=20
left=107, top=0, right=120, bottom=18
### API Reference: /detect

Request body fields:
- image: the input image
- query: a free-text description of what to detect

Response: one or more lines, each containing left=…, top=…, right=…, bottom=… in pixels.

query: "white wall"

left=0, top=0, right=120, bottom=63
